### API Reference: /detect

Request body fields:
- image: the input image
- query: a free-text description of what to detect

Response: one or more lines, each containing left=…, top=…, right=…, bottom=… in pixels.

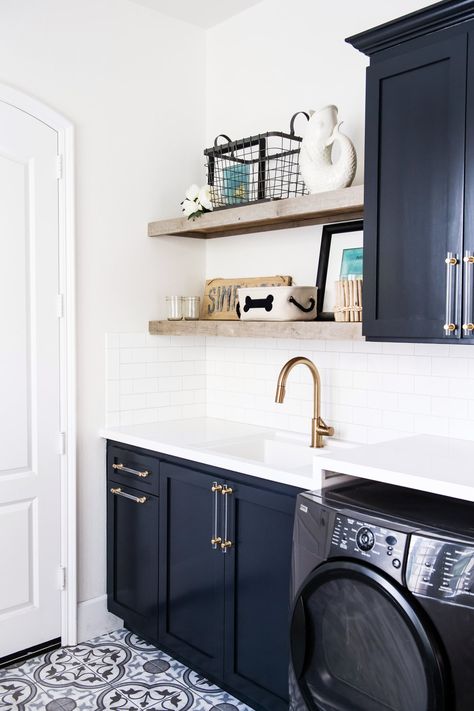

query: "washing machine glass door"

left=290, top=561, right=448, bottom=711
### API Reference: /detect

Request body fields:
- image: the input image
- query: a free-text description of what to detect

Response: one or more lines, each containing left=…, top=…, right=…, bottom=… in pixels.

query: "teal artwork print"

left=340, top=247, right=363, bottom=278
left=223, top=164, right=250, bottom=204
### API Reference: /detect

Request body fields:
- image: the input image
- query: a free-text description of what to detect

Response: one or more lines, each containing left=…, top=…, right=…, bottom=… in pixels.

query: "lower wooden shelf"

left=148, top=319, right=364, bottom=340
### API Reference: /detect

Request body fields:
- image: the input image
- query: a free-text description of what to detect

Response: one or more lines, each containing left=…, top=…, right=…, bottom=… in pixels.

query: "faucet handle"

left=317, top=417, right=334, bottom=437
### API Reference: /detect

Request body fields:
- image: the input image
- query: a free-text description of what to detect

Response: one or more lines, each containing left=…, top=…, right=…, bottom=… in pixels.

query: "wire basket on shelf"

left=204, top=111, right=309, bottom=209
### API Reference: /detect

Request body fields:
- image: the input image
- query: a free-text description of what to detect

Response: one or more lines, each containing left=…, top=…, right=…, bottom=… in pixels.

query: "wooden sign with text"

left=200, top=275, right=292, bottom=320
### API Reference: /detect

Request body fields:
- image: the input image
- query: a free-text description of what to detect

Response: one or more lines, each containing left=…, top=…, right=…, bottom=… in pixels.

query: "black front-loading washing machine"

left=289, top=479, right=474, bottom=711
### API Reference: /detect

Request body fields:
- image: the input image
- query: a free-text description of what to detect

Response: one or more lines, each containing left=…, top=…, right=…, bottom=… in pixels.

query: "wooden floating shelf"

left=149, top=320, right=364, bottom=341
left=148, top=185, right=364, bottom=239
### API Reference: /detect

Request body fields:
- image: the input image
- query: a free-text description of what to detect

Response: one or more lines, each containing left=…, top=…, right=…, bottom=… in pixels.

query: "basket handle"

left=214, top=134, right=232, bottom=147
left=289, top=111, right=310, bottom=136
left=288, top=296, right=316, bottom=313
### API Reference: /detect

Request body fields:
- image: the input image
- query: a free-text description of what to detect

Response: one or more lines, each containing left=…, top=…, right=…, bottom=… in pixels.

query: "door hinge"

left=57, top=294, right=64, bottom=318
left=58, top=566, right=66, bottom=591
left=56, top=154, right=63, bottom=180
left=59, top=432, right=66, bottom=455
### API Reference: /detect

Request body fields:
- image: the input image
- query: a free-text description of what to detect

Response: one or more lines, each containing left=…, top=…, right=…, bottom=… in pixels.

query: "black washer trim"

left=290, top=560, right=450, bottom=711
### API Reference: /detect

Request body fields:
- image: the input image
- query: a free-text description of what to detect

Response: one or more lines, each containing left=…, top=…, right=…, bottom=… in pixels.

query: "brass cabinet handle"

left=221, top=484, right=233, bottom=554
left=110, top=487, right=147, bottom=504
left=112, top=463, right=149, bottom=478
left=211, top=482, right=222, bottom=550
left=463, top=251, right=474, bottom=336
left=444, top=252, right=459, bottom=337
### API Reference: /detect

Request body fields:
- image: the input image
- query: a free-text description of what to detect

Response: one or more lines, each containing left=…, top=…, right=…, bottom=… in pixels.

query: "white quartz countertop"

left=316, top=434, right=474, bottom=502
left=99, top=418, right=355, bottom=490
left=100, top=419, right=474, bottom=501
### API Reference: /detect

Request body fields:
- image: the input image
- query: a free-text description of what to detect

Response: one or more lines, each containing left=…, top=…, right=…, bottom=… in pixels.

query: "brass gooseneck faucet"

left=275, top=357, right=334, bottom=448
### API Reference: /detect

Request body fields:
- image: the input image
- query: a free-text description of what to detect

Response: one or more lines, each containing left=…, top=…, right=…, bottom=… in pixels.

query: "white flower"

left=182, top=198, right=199, bottom=217
left=198, top=185, right=213, bottom=211
left=185, top=184, right=200, bottom=201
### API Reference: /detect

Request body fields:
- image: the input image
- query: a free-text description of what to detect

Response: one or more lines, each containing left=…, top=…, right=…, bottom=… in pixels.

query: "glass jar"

left=166, top=296, right=183, bottom=320
left=183, top=296, right=200, bottom=320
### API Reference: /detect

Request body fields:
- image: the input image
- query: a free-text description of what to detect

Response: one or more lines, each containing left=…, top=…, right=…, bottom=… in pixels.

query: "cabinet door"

left=159, top=462, right=224, bottom=680
left=364, top=34, right=467, bottom=340
left=107, top=482, right=159, bottom=642
left=223, top=479, right=298, bottom=711
left=462, top=28, right=474, bottom=341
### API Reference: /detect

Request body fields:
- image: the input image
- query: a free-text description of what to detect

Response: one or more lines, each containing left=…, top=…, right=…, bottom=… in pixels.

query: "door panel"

left=224, top=480, right=297, bottom=711
left=159, top=462, right=223, bottom=680
left=462, top=28, right=474, bottom=340
left=0, top=500, right=35, bottom=613
left=364, top=35, right=467, bottom=340
left=107, top=482, right=159, bottom=642
left=0, top=101, right=61, bottom=656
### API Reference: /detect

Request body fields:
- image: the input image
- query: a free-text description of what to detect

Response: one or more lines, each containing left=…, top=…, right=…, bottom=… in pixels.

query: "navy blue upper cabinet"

left=347, top=1, right=474, bottom=342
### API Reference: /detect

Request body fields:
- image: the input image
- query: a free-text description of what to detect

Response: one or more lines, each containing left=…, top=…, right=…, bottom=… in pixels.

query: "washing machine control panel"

left=330, top=514, right=408, bottom=583
left=407, top=536, right=474, bottom=608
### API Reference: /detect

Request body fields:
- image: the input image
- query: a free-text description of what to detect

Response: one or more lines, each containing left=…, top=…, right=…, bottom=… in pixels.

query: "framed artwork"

left=316, top=220, right=364, bottom=320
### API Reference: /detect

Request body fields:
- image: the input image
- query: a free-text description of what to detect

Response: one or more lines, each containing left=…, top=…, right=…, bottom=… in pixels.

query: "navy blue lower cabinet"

left=107, top=480, right=159, bottom=642
left=223, top=479, right=297, bottom=711
left=158, top=462, right=224, bottom=681
left=159, top=458, right=301, bottom=711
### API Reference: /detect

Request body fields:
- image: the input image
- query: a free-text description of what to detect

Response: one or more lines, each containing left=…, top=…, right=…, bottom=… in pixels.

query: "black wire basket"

left=204, top=111, right=310, bottom=210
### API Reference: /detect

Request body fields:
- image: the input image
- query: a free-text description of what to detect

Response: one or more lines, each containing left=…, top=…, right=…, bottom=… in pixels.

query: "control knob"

left=356, top=527, right=375, bottom=551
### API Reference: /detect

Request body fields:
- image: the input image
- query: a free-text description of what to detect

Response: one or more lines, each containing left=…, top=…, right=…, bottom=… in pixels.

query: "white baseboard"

left=77, top=594, right=123, bottom=643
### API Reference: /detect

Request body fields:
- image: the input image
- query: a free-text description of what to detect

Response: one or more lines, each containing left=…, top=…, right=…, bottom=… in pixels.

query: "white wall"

left=201, top=2, right=474, bottom=441
left=0, top=0, right=206, bottom=606
left=205, top=0, right=440, bottom=284
left=0, top=0, right=455, bottom=630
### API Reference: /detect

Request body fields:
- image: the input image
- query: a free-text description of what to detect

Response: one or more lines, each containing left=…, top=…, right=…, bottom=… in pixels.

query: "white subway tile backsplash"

left=120, top=363, right=147, bottom=380
left=398, top=356, right=431, bottom=375
left=432, top=357, right=470, bottom=378
left=119, top=333, right=147, bottom=348
left=158, top=376, right=182, bottom=392
left=107, top=350, right=120, bottom=380
left=106, top=333, right=474, bottom=444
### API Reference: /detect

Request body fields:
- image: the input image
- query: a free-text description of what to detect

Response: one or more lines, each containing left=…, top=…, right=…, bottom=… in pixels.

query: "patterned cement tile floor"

left=0, top=629, right=255, bottom=711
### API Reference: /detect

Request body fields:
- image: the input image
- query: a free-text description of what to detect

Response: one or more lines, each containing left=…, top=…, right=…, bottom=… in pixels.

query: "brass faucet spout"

left=274, top=357, right=334, bottom=448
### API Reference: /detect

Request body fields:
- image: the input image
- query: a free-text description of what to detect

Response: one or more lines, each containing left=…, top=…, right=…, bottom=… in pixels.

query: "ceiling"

left=130, top=0, right=264, bottom=28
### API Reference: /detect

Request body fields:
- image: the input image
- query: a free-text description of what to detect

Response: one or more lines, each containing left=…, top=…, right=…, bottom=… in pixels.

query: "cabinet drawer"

left=107, top=444, right=159, bottom=495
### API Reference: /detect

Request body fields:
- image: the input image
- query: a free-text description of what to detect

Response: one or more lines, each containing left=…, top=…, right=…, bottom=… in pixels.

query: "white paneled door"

left=0, top=101, right=61, bottom=657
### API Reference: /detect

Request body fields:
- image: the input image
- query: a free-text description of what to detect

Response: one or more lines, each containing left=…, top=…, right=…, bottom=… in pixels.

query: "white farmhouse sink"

left=203, top=432, right=355, bottom=476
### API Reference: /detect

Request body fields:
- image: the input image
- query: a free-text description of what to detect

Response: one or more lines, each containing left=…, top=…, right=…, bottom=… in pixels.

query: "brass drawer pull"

left=443, top=323, right=456, bottom=333
left=211, top=482, right=222, bottom=550
left=221, top=484, right=233, bottom=554
left=444, top=252, right=458, bottom=337
left=463, top=251, right=474, bottom=336
left=110, top=487, right=147, bottom=504
left=112, top=463, right=149, bottom=478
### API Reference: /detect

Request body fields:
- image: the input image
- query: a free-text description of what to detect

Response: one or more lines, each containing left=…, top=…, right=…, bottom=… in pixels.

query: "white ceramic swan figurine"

left=299, top=105, right=357, bottom=193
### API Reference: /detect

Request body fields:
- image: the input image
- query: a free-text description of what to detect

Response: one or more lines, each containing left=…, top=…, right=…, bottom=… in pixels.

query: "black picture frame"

left=316, top=219, right=364, bottom=321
